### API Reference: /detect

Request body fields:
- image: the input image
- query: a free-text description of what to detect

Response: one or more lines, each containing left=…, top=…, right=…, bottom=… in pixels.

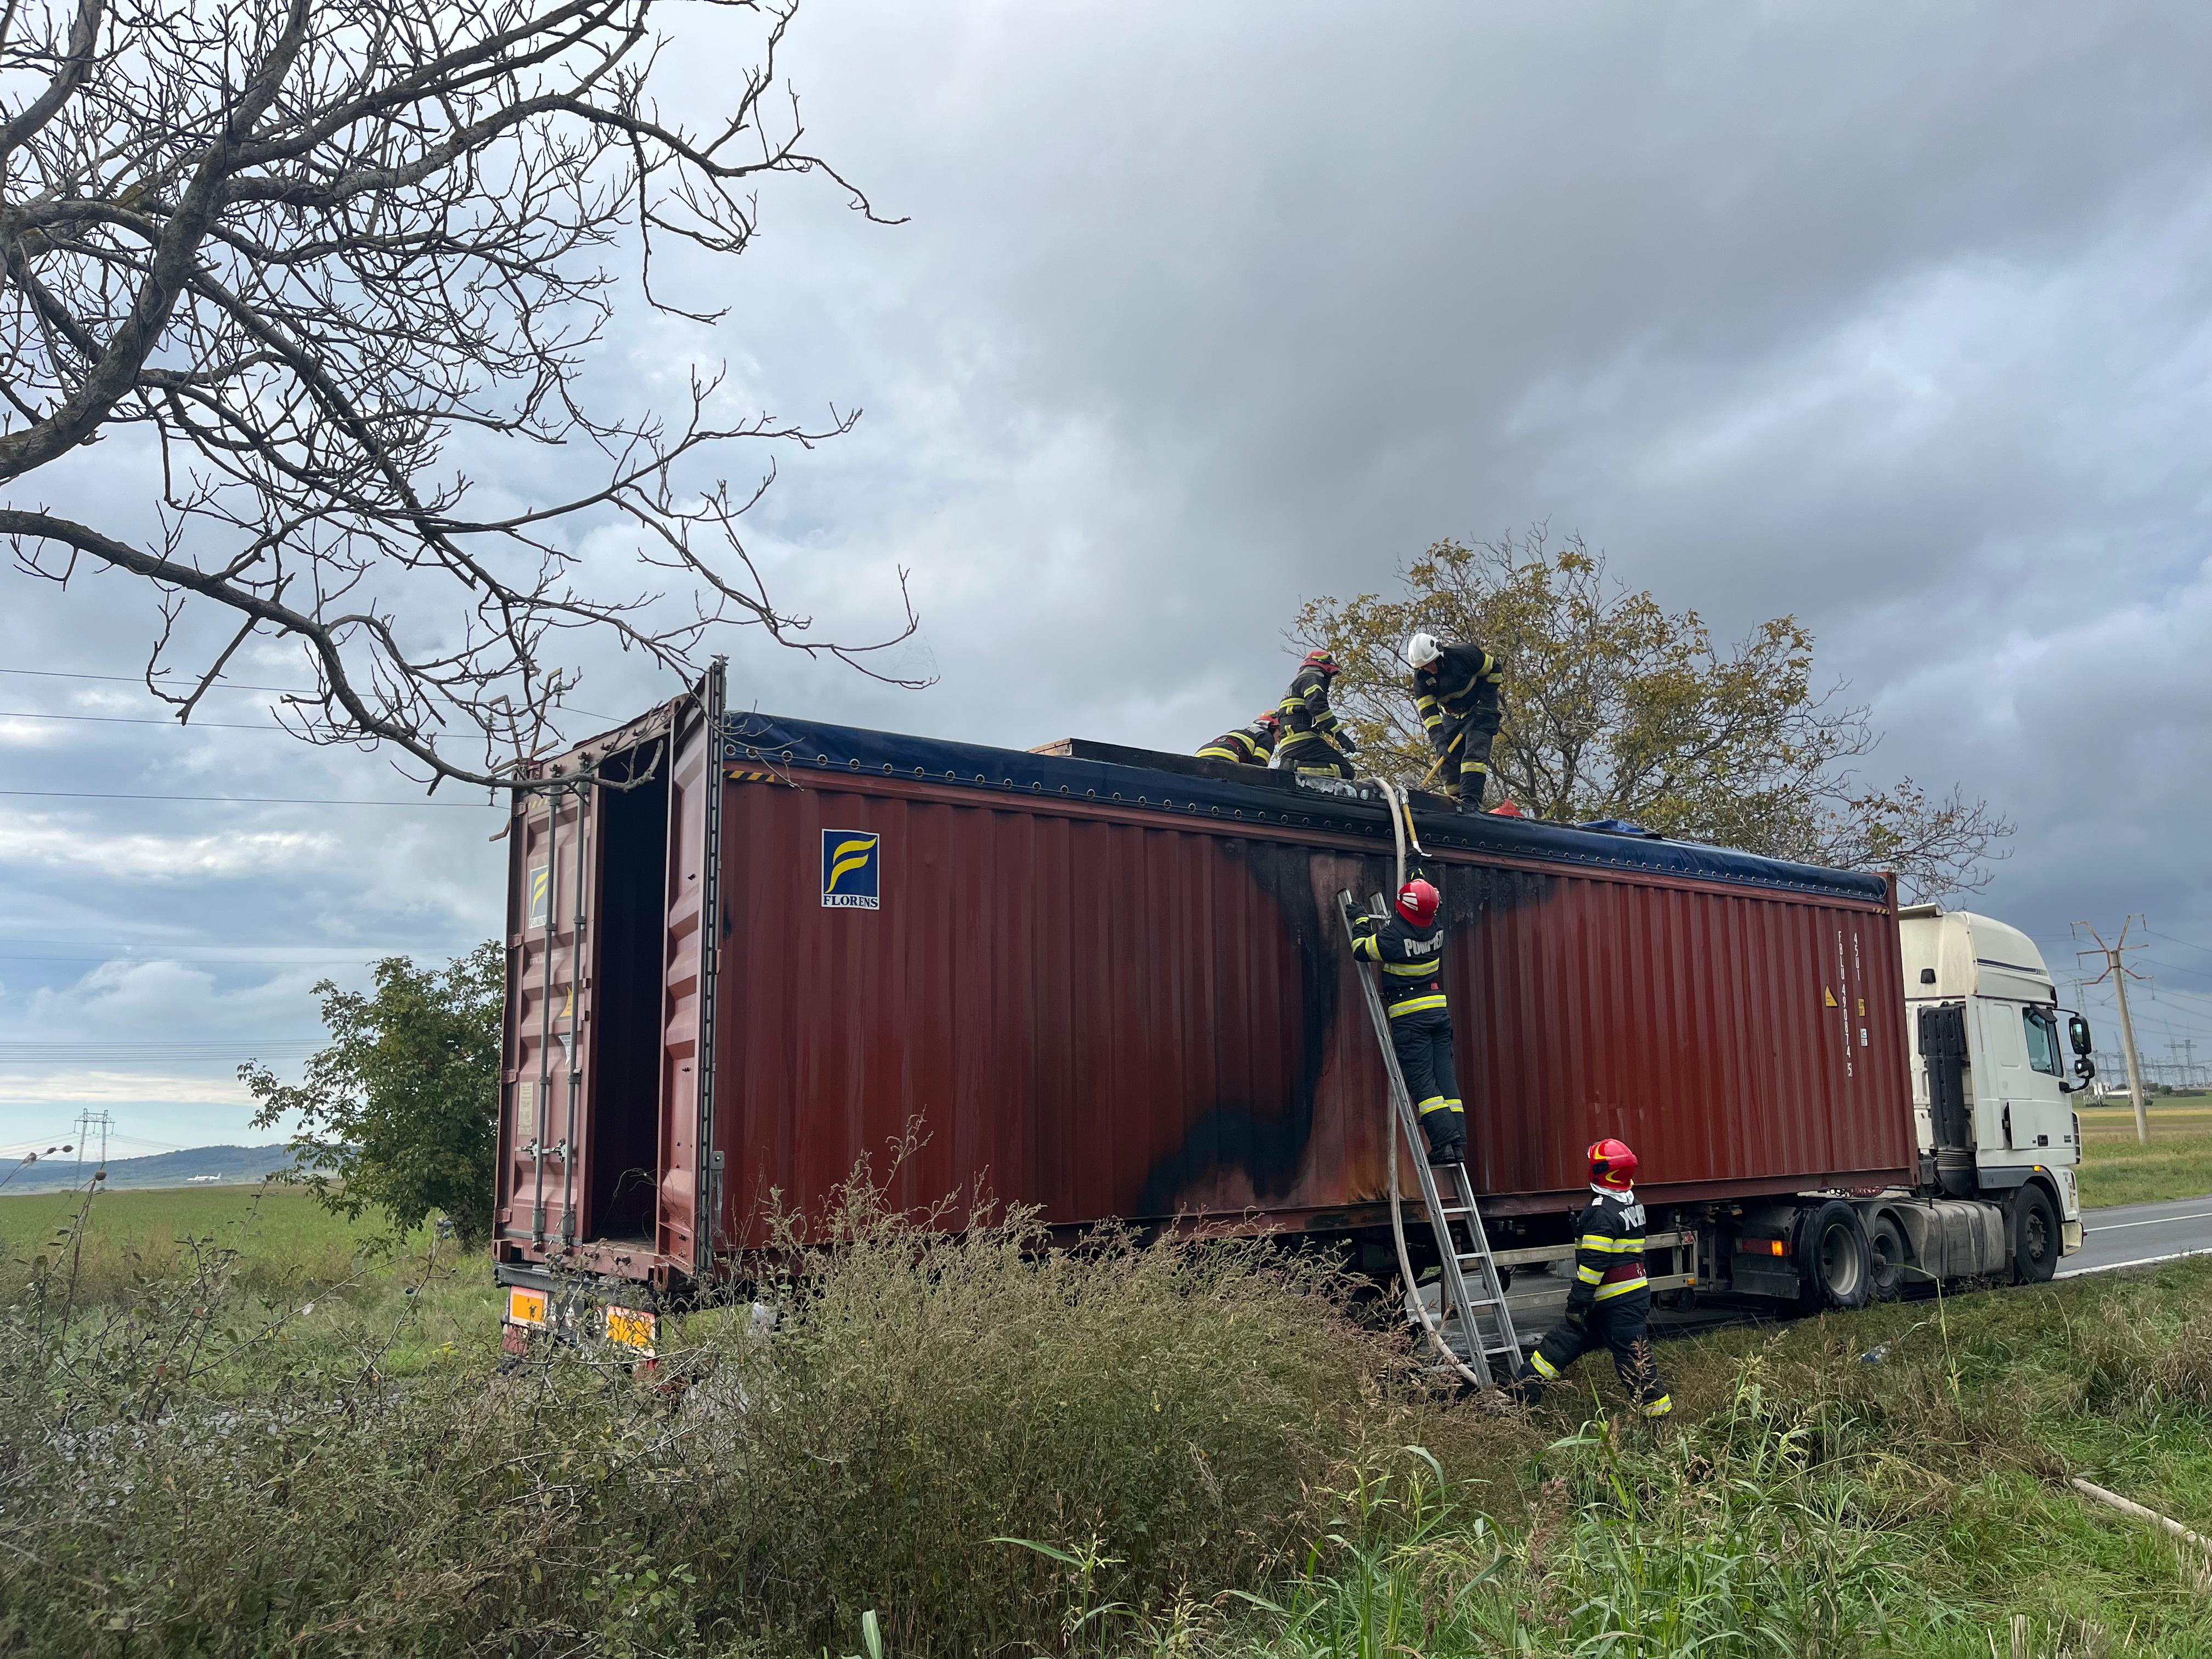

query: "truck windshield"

left=2023, top=1007, right=2062, bottom=1077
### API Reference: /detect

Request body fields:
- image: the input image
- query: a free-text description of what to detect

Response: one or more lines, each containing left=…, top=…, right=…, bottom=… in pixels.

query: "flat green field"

left=0, top=1182, right=383, bottom=1290
left=2076, top=1099, right=2212, bottom=1207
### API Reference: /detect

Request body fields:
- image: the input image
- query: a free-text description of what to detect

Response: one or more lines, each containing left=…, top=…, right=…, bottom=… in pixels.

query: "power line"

left=0, top=667, right=309, bottom=693
left=0, top=934, right=478, bottom=953
left=0, top=1040, right=323, bottom=1060
left=2140, top=954, right=2212, bottom=984
left=0, top=707, right=294, bottom=731
left=2147, top=927, right=2212, bottom=961
left=0, top=665, right=622, bottom=723
left=0, top=953, right=414, bottom=967
left=0, top=787, right=492, bottom=808
left=2137, top=980, right=2212, bottom=1010
left=2131, top=1000, right=2212, bottom=1040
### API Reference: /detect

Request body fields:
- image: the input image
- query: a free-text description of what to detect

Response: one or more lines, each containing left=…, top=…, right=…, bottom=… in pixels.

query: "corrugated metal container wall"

left=706, top=768, right=1915, bottom=1250
left=1448, top=863, right=1912, bottom=1216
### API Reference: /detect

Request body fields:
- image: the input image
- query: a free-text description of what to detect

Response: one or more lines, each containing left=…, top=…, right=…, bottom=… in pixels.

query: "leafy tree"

left=242, top=943, right=504, bottom=1243
left=1295, top=526, right=2011, bottom=900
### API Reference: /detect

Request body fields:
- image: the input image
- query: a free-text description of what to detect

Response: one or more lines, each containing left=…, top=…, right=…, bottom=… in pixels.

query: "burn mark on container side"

left=1133, top=840, right=1565, bottom=1218
left=1135, top=840, right=1359, bottom=1216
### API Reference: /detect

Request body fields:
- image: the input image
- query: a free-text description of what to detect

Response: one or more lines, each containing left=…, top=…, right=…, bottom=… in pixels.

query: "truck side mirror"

left=2068, top=1013, right=2094, bottom=1056
left=2074, top=1055, right=2096, bottom=1080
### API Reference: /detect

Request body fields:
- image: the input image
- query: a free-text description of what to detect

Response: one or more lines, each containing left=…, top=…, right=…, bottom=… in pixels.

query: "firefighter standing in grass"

left=1348, top=876, right=1466, bottom=1166
left=1506, top=1138, right=1672, bottom=1418
left=1404, top=632, right=1502, bottom=811
left=1196, top=711, right=1282, bottom=767
left=1276, top=649, right=1358, bottom=778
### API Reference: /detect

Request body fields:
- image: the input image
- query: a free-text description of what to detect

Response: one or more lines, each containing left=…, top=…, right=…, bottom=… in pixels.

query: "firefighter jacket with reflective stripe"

left=1350, top=910, right=1447, bottom=1019
left=1196, top=722, right=1274, bottom=766
left=1566, top=1186, right=1648, bottom=1311
left=1277, top=667, right=1345, bottom=747
left=1411, top=642, right=1502, bottom=753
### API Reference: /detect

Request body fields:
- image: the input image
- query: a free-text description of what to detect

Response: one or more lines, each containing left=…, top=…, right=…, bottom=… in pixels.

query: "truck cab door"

left=2012, top=1004, right=2074, bottom=1156
left=1975, top=997, right=2068, bottom=1157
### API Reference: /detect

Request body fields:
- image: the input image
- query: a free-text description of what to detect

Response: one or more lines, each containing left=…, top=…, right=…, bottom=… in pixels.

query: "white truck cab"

left=1897, top=905, right=2093, bottom=1256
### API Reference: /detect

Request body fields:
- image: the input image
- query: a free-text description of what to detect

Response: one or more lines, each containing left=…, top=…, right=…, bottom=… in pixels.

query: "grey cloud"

left=8, top=1, right=2212, bottom=1139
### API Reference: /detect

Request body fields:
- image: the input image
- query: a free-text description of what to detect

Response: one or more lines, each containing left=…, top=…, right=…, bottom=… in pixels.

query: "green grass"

left=15, top=1169, right=2212, bottom=1654
left=1205, top=1263, right=2212, bottom=1656
left=0, top=1181, right=393, bottom=1296
left=2078, top=1102, right=2212, bottom=1206
left=0, top=1181, right=498, bottom=1378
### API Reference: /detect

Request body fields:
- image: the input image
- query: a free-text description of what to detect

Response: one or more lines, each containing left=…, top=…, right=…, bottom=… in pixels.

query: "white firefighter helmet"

left=1404, top=631, right=1442, bottom=670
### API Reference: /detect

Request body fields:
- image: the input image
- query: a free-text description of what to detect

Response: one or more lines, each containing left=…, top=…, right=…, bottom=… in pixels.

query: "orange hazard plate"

left=606, top=1307, right=656, bottom=1352
left=507, top=1287, right=548, bottom=1327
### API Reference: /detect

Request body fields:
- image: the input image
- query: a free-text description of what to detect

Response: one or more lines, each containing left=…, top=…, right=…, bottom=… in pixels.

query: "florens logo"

left=821, top=830, right=882, bottom=910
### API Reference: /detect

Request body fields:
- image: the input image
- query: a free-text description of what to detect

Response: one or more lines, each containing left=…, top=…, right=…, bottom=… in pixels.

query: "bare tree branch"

left=0, top=0, right=924, bottom=788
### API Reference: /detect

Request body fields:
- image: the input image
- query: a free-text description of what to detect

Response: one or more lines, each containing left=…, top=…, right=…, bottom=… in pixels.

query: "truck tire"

left=1866, top=1211, right=1909, bottom=1302
left=2012, top=1183, right=2061, bottom=1285
left=1796, top=1200, right=1873, bottom=1313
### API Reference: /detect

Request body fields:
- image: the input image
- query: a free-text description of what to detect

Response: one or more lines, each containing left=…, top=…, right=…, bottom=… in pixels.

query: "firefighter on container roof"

left=1196, top=710, right=1282, bottom=767
left=1506, top=1138, right=1672, bottom=1419
left=1404, top=632, right=1502, bottom=811
left=1349, top=875, right=1466, bottom=1166
left=1276, top=649, right=1358, bottom=779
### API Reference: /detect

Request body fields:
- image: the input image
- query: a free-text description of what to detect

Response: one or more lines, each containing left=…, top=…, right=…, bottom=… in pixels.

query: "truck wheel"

left=2012, top=1184, right=2061, bottom=1285
left=1796, top=1200, right=1872, bottom=1313
left=1866, top=1211, right=1908, bottom=1302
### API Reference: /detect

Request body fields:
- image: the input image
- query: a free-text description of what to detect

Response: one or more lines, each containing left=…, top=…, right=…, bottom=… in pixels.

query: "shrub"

left=655, top=1172, right=1416, bottom=1654
left=2146, top=1312, right=2212, bottom=1412
left=0, top=1160, right=1418, bottom=1657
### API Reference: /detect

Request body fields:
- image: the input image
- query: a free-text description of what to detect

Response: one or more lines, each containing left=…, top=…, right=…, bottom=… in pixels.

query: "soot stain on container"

left=1133, top=838, right=1561, bottom=1218
left=1135, top=840, right=1361, bottom=1216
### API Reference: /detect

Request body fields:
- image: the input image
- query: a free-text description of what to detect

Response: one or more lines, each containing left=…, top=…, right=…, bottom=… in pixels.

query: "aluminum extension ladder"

left=1336, top=890, right=1523, bottom=1385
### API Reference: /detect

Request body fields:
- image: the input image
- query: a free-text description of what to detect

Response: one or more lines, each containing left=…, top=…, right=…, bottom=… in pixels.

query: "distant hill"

left=1, top=1144, right=293, bottom=1194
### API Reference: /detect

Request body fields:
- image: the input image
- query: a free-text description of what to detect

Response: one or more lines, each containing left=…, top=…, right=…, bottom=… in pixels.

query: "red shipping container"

left=494, top=677, right=1915, bottom=1289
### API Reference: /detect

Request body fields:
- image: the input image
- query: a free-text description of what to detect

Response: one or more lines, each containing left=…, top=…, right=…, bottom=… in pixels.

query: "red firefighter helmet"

left=1256, top=710, right=1284, bottom=736
left=1394, top=877, right=1440, bottom=927
left=1301, top=648, right=1340, bottom=676
left=1588, top=1137, right=1639, bottom=1189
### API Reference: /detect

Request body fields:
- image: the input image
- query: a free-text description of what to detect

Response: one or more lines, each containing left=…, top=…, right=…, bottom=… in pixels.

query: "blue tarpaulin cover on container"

left=725, top=711, right=1891, bottom=905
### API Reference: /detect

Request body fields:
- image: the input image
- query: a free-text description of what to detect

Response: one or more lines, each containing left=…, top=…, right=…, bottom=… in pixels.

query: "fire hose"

left=1359, top=774, right=1487, bottom=1389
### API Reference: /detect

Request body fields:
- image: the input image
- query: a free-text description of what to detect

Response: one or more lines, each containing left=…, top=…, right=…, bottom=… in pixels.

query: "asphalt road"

left=2059, top=1195, right=2212, bottom=1279
left=1490, top=1194, right=2212, bottom=1342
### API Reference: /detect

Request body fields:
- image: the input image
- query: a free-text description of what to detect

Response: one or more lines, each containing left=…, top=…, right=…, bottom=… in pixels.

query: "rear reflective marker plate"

left=607, top=1307, right=656, bottom=1351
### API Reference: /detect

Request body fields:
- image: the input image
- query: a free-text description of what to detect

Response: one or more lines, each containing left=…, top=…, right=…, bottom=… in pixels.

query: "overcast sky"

left=5, top=1, right=2212, bottom=1153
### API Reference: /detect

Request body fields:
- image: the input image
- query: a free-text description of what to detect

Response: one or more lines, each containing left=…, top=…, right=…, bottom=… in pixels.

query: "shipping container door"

left=501, top=783, right=590, bottom=1249
left=657, top=665, right=725, bottom=1273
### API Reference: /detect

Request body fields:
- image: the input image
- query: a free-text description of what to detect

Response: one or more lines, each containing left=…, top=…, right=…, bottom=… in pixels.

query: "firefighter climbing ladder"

left=1336, top=886, right=1523, bottom=1387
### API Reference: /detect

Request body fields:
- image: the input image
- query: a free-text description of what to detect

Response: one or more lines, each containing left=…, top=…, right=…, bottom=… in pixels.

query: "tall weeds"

left=0, top=1163, right=1415, bottom=1657
left=16, top=1169, right=2212, bottom=1656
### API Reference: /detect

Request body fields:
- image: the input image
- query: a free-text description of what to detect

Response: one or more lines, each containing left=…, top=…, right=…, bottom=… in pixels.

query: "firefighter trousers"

left=1441, top=703, right=1502, bottom=806
left=1388, top=1004, right=1464, bottom=1159
left=1278, top=735, right=1355, bottom=778
left=1509, top=1289, right=1672, bottom=1417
